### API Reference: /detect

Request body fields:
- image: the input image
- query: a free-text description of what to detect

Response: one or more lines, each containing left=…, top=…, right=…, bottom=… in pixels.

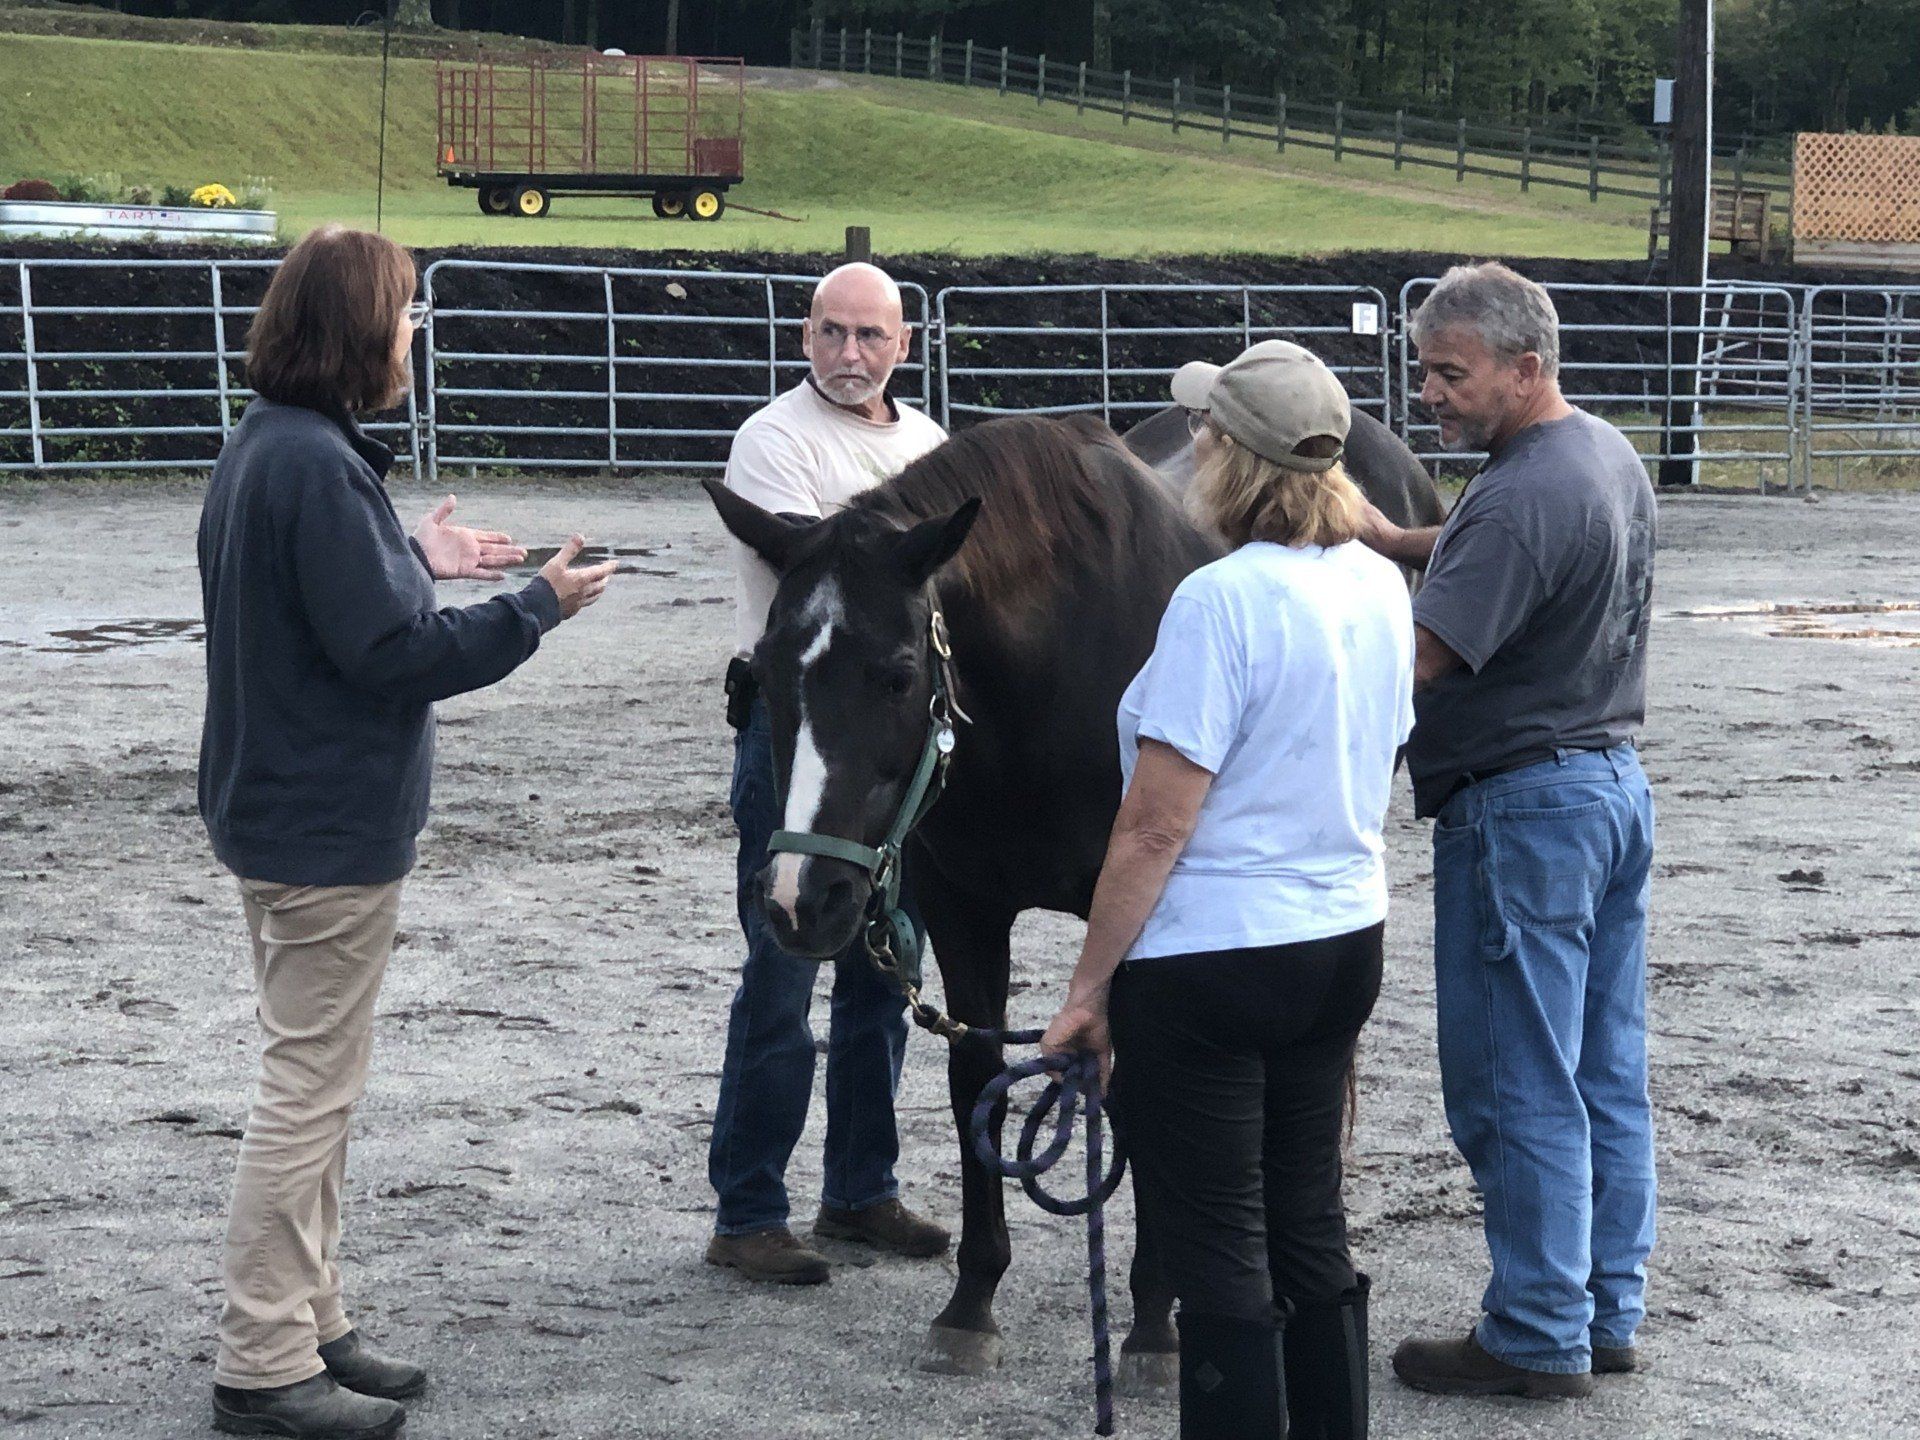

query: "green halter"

left=766, top=606, right=960, bottom=1005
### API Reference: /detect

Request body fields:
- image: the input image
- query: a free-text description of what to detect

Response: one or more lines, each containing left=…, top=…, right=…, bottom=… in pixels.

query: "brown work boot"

left=813, top=1197, right=951, bottom=1258
left=1593, top=1342, right=1640, bottom=1374
left=704, top=1226, right=830, bottom=1284
left=1392, top=1328, right=1595, bottom=1399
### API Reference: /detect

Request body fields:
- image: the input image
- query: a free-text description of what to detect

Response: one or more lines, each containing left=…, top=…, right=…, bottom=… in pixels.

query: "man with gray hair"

left=705, top=262, right=952, bottom=1284
left=1360, top=261, right=1657, bottom=1399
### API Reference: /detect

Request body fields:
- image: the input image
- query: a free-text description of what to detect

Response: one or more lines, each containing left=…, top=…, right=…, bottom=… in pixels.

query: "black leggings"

left=1110, top=923, right=1384, bottom=1324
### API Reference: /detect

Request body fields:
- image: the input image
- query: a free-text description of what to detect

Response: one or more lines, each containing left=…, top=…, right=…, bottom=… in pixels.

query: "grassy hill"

left=0, top=31, right=1645, bottom=259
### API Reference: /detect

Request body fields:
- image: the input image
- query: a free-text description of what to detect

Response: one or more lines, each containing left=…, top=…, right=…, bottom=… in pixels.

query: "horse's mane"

left=851, top=412, right=1181, bottom=610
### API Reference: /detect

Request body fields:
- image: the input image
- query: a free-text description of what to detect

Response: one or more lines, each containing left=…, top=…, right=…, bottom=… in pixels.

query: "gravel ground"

left=2, top=477, right=1918, bottom=1440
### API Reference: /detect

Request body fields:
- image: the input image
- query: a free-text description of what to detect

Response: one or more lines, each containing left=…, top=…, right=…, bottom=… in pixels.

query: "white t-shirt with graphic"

left=1117, top=540, right=1415, bottom=960
left=725, top=380, right=948, bottom=655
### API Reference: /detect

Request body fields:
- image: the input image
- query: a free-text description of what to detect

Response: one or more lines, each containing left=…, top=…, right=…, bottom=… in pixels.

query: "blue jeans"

left=1431, top=743, right=1657, bottom=1374
left=708, top=700, right=909, bottom=1236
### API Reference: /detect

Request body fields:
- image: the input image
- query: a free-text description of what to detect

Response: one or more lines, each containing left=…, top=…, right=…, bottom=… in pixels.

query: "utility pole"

left=1659, top=0, right=1712, bottom=486
left=665, top=0, right=681, bottom=57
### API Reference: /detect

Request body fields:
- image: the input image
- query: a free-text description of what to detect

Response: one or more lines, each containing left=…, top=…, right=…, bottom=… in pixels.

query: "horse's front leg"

left=1117, top=1168, right=1180, bottom=1395
left=912, top=878, right=1015, bottom=1377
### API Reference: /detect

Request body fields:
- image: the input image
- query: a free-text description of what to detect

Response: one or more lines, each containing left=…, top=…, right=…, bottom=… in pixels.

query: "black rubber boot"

left=318, top=1329, right=428, bottom=1401
left=1283, top=1273, right=1370, bottom=1440
left=1177, top=1307, right=1289, bottom=1439
left=211, top=1373, right=405, bottom=1438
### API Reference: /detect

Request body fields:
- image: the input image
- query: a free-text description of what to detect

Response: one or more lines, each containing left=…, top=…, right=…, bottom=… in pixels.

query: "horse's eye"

left=881, top=669, right=914, bottom=698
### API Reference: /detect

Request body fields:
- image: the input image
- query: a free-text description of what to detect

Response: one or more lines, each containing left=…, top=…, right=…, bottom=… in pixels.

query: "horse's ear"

left=703, top=478, right=810, bottom=572
left=894, top=498, right=983, bottom=585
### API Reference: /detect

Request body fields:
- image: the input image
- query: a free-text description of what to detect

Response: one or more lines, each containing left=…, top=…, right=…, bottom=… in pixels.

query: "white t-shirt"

left=1117, top=540, right=1415, bottom=960
left=725, top=380, right=948, bottom=654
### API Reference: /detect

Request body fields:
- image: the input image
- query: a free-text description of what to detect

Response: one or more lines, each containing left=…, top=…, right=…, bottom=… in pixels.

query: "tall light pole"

left=1659, top=0, right=1713, bottom=486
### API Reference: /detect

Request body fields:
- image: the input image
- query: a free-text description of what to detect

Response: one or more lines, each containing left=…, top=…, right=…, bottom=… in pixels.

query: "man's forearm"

left=1383, top=524, right=1443, bottom=570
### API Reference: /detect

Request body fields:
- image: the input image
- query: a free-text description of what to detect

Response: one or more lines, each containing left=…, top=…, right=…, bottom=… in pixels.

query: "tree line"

left=89, top=0, right=1920, bottom=138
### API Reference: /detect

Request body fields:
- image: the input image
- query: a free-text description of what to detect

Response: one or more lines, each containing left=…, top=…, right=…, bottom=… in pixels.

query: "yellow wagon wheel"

left=511, top=184, right=550, bottom=218
left=688, top=187, right=725, bottom=221
left=653, top=191, right=687, bottom=219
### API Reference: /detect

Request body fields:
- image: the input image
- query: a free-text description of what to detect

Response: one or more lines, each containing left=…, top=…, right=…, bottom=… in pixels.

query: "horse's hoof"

left=916, top=1324, right=1005, bottom=1377
left=1115, top=1347, right=1179, bottom=1397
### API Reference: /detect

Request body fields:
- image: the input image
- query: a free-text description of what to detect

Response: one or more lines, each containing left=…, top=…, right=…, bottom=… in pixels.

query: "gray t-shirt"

left=1406, top=409, right=1655, bottom=817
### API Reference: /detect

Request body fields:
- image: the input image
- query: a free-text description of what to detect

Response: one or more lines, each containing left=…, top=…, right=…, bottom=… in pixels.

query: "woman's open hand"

left=414, top=494, right=527, bottom=581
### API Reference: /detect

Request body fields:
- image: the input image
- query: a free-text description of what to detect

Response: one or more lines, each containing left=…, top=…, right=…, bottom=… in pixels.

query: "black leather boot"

left=211, top=1373, right=405, bottom=1438
left=1283, top=1273, right=1370, bottom=1440
left=318, top=1329, right=428, bottom=1400
left=1177, top=1307, right=1289, bottom=1439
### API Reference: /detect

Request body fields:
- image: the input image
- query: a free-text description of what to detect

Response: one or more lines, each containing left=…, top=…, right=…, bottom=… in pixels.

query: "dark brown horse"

left=705, top=409, right=1441, bottom=1383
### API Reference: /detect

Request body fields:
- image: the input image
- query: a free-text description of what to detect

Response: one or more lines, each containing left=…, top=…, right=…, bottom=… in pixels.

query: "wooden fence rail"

left=793, top=27, right=1793, bottom=232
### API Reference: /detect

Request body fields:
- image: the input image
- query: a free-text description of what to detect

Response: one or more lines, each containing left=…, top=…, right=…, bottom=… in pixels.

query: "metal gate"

left=1799, top=286, right=1920, bottom=487
left=934, top=283, right=1392, bottom=432
left=0, top=258, right=417, bottom=473
left=1397, top=279, right=1801, bottom=487
left=421, top=260, right=931, bottom=480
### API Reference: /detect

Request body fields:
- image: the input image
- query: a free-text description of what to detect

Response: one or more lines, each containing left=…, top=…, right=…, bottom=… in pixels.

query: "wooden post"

left=838, top=26, right=847, bottom=67
left=1455, top=117, right=1467, bottom=181
left=999, top=45, right=1008, bottom=96
left=893, top=32, right=902, bottom=78
left=863, top=27, right=871, bottom=73
left=1588, top=135, right=1600, bottom=201
left=1521, top=126, right=1532, bottom=191
left=1078, top=61, right=1087, bottom=116
left=963, top=38, right=973, bottom=86
left=1037, top=52, right=1046, bottom=104
left=1659, top=0, right=1711, bottom=487
left=1122, top=69, right=1132, bottom=124
left=927, top=33, right=937, bottom=78
left=1334, top=100, right=1345, bottom=162
left=1276, top=88, right=1286, bottom=151
left=1393, top=108, right=1404, bottom=169
left=1222, top=85, right=1232, bottom=143
left=845, top=225, right=871, bottom=264
left=1172, top=77, right=1182, bottom=133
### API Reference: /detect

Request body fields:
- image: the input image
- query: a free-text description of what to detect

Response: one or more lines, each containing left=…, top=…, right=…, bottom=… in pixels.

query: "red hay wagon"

left=436, top=53, right=746, bottom=221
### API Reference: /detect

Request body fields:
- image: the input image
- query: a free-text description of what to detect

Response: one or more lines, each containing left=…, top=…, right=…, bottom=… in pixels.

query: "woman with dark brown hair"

left=198, top=225, right=616, bottom=1440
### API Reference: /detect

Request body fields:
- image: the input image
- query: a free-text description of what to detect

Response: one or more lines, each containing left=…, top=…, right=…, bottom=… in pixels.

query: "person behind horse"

left=1044, top=340, right=1415, bottom=1439
left=1357, top=262, right=1658, bottom=1399
left=707, top=262, right=952, bottom=1283
left=198, top=225, right=617, bottom=1440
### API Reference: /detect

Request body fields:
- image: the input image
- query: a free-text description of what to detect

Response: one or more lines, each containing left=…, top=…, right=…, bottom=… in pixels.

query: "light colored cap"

left=1169, top=339, right=1351, bottom=472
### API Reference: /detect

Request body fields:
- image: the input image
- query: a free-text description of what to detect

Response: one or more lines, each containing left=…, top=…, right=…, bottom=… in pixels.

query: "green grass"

left=0, top=32, right=1648, bottom=259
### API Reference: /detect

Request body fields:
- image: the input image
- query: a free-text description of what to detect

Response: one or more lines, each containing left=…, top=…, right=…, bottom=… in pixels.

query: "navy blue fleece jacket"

left=197, top=398, right=561, bottom=885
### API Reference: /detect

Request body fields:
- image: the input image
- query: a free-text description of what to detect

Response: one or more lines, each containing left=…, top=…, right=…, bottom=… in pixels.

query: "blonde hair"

left=1187, top=423, right=1365, bottom=549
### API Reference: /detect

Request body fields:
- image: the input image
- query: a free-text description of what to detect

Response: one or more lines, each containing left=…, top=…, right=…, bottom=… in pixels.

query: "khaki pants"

left=215, top=879, right=403, bottom=1389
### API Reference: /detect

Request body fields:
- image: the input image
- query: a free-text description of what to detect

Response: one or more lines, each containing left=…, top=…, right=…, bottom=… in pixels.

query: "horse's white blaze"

left=768, top=579, right=842, bottom=924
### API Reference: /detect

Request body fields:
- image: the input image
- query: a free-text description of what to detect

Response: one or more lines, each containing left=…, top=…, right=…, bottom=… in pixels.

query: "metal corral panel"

left=436, top=53, right=746, bottom=182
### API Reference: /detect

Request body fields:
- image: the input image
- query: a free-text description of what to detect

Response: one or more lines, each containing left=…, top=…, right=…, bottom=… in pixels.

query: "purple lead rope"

left=967, top=1030, right=1127, bottom=1436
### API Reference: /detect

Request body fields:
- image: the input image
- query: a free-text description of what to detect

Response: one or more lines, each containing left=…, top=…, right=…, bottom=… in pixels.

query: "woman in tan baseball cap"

left=1172, top=337, right=1368, bottom=548
left=1043, top=339, right=1414, bottom=1437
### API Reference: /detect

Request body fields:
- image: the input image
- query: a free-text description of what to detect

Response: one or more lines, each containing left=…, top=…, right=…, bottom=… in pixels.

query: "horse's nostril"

left=799, top=877, right=855, bottom=929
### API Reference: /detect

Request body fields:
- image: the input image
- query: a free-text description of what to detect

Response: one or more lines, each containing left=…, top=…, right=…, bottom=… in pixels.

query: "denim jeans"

left=1431, top=743, right=1657, bottom=1374
left=708, top=699, right=909, bottom=1236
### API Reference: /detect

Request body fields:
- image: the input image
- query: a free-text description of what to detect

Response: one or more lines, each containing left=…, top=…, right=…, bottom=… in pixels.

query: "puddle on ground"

left=513, top=543, right=669, bottom=576
left=1666, top=601, right=1920, bottom=647
left=25, top=619, right=206, bottom=655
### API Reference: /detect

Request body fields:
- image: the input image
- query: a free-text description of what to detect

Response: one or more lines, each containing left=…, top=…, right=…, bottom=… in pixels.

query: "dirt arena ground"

left=3, top=476, right=1918, bottom=1440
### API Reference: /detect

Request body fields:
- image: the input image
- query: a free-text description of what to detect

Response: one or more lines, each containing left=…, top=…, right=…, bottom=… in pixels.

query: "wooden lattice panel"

left=1794, top=132, right=1920, bottom=243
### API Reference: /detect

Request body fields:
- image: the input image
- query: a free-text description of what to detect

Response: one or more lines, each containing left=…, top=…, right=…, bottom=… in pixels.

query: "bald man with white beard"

left=706, top=263, right=952, bottom=1284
